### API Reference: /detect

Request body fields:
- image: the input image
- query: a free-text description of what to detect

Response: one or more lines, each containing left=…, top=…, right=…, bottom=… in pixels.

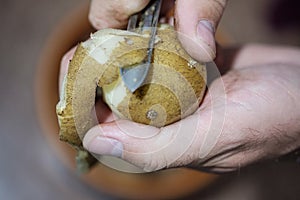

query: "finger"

left=89, top=0, right=150, bottom=29
left=83, top=112, right=212, bottom=172
left=83, top=120, right=164, bottom=172
left=174, top=0, right=227, bottom=62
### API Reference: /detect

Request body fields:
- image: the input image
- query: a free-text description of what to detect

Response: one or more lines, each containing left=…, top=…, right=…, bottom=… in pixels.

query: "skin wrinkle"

left=214, top=149, right=264, bottom=170
left=118, top=122, right=176, bottom=158
left=202, top=124, right=262, bottom=166
left=226, top=92, right=252, bottom=112
left=266, top=66, right=300, bottom=103
left=246, top=88, right=273, bottom=105
left=164, top=143, right=199, bottom=168
left=239, top=126, right=296, bottom=162
left=216, top=71, right=253, bottom=110
left=211, top=0, right=227, bottom=25
left=268, top=123, right=299, bottom=154
left=221, top=70, right=246, bottom=95
left=108, top=1, right=128, bottom=22
left=112, top=13, right=129, bottom=28
left=142, top=154, right=153, bottom=172
left=89, top=0, right=139, bottom=29
left=121, top=0, right=150, bottom=15
left=242, top=128, right=267, bottom=150
left=227, top=100, right=251, bottom=112
left=266, top=69, right=299, bottom=103
left=196, top=143, right=246, bottom=168
left=224, top=68, right=259, bottom=87
left=170, top=138, right=202, bottom=167
left=145, top=153, right=164, bottom=171
left=270, top=126, right=289, bottom=146
left=162, top=151, right=171, bottom=169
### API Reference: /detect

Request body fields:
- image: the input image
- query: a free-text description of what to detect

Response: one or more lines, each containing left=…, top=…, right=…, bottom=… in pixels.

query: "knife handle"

left=127, top=0, right=162, bottom=32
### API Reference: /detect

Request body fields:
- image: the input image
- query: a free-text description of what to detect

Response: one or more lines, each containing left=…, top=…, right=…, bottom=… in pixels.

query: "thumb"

left=175, top=0, right=227, bottom=62
left=89, top=0, right=150, bottom=29
left=83, top=119, right=201, bottom=172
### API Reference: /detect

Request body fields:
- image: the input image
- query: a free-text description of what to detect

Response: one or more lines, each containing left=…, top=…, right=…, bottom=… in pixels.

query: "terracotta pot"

left=35, top=3, right=219, bottom=199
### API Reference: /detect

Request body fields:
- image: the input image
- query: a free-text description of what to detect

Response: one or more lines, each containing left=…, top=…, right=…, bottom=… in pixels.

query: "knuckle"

left=143, top=154, right=167, bottom=172
left=130, top=152, right=168, bottom=172
left=123, top=151, right=165, bottom=172
left=123, top=0, right=149, bottom=14
left=213, top=0, right=227, bottom=13
left=88, top=13, right=109, bottom=29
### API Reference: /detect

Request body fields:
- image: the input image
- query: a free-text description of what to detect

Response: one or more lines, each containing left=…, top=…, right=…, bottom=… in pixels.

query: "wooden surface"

left=0, top=0, right=299, bottom=199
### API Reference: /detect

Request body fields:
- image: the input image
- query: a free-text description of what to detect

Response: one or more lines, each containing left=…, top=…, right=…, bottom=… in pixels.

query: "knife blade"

left=120, top=0, right=162, bottom=93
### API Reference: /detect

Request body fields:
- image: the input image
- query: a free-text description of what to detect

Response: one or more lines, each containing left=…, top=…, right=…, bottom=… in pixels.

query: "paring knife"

left=120, top=0, right=162, bottom=93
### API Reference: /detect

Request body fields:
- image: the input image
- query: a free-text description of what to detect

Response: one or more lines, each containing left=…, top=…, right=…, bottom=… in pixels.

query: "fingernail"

left=197, top=20, right=215, bottom=49
left=87, top=137, right=123, bottom=158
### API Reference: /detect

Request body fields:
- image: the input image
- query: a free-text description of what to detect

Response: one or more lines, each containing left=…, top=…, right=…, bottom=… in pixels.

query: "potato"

left=56, top=25, right=206, bottom=171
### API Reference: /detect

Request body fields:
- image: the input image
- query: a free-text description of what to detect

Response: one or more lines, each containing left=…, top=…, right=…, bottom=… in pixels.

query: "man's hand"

left=61, top=44, right=300, bottom=172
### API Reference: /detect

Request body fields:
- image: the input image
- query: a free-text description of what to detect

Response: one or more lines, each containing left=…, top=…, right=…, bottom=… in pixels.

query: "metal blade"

left=127, top=14, right=138, bottom=31
left=120, top=0, right=162, bottom=92
left=120, top=63, right=151, bottom=93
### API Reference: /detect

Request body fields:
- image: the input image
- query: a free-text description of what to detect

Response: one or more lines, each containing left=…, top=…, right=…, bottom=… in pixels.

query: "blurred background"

left=0, top=0, right=299, bottom=199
